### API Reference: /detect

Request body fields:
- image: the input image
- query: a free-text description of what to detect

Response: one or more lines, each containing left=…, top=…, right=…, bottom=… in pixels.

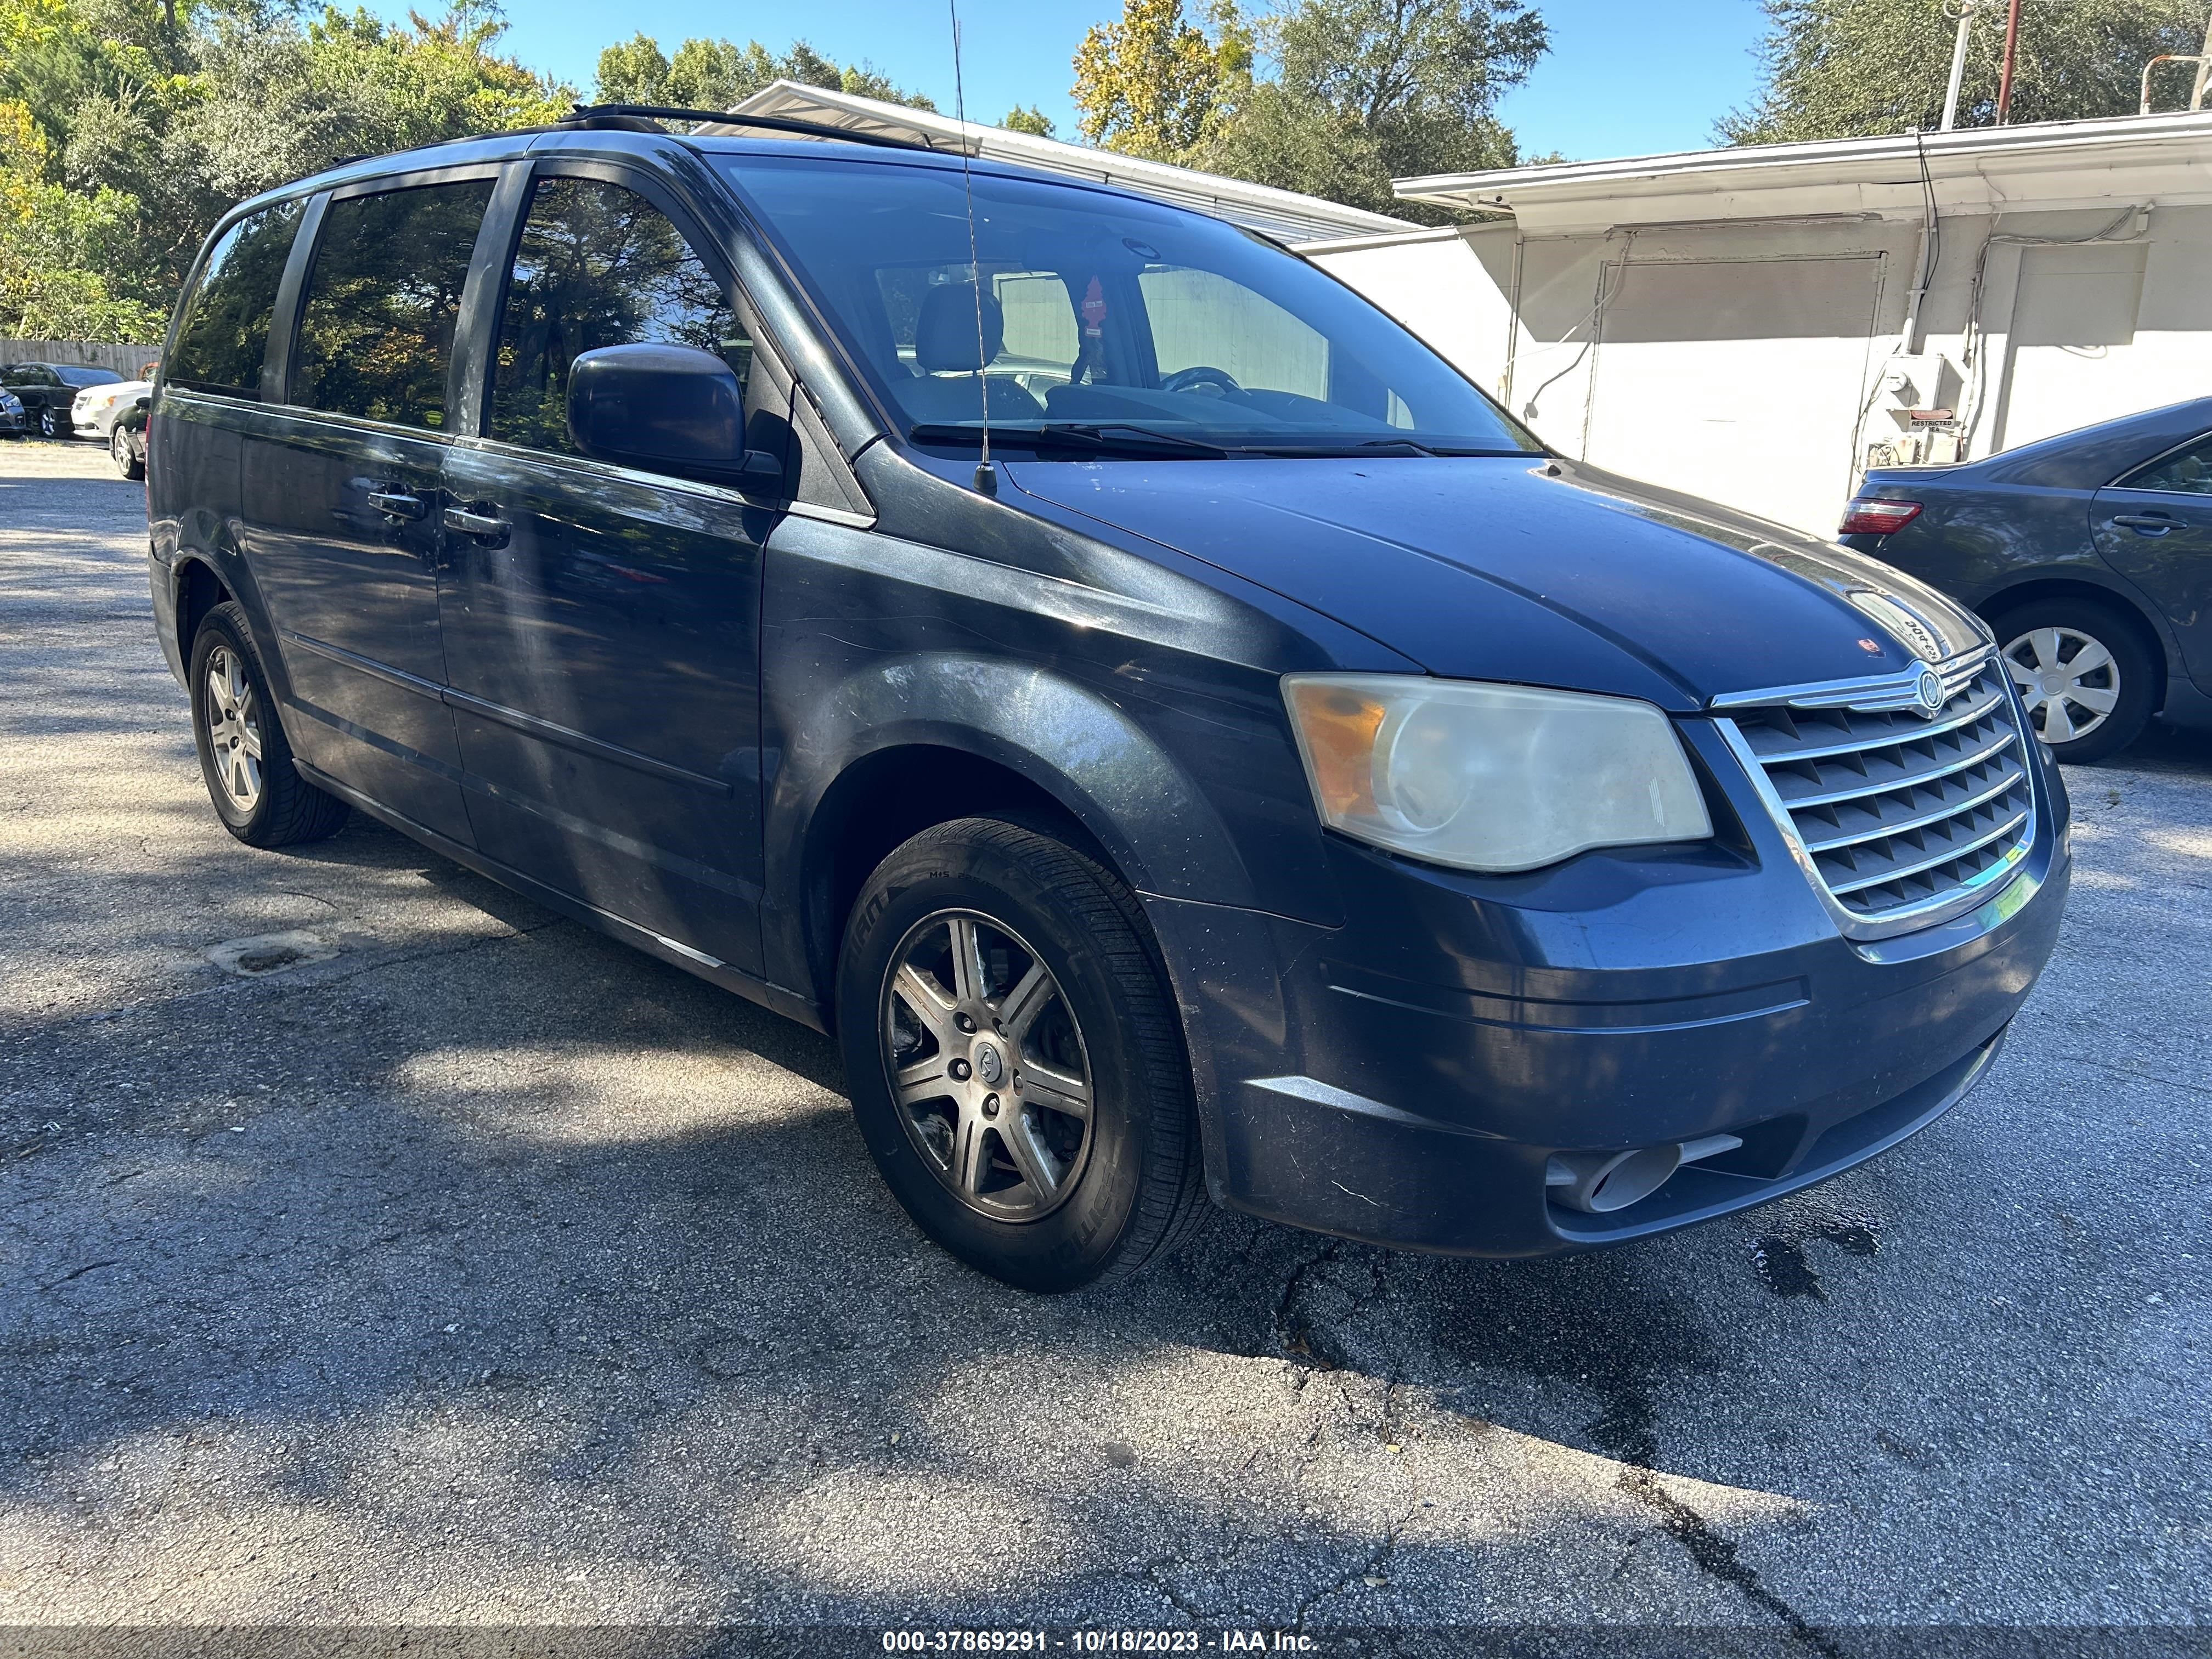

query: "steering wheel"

left=1160, top=364, right=1244, bottom=399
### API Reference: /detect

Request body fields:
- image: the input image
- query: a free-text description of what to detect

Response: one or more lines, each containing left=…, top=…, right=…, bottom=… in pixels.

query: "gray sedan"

left=1842, top=396, right=2212, bottom=763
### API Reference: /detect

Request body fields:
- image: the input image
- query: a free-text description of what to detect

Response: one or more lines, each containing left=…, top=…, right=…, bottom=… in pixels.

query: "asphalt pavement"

left=1, top=440, right=2207, bottom=1639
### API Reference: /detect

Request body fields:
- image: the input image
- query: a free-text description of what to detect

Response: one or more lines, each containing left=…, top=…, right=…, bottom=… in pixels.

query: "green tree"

left=591, top=32, right=936, bottom=114
left=1071, top=0, right=1239, bottom=155
left=1071, top=1, right=1546, bottom=219
left=0, top=0, right=572, bottom=333
left=1001, top=103, right=1056, bottom=137
left=592, top=32, right=669, bottom=103
left=1724, top=0, right=2211, bottom=143
left=1197, top=0, right=1543, bottom=214
left=1, top=95, right=164, bottom=337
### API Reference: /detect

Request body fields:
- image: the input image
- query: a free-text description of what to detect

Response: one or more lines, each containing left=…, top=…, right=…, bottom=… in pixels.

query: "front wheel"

left=1990, top=598, right=2156, bottom=764
left=36, top=407, right=61, bottom=439
left=111, top=424, right=143, bottom=479
left=189, top=601, right=349, bottom=847
left=836, top=818, right=1205, bottom=1291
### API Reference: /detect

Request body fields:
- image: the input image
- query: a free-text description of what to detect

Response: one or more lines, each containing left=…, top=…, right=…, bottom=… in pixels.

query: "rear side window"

left=292, top=180, right=494, bottom=430
left=167, top=202, right=304, bottom=399
left=2121, top=434, right=2212, bottom=496
left=488, top=175, right=750, bottom=456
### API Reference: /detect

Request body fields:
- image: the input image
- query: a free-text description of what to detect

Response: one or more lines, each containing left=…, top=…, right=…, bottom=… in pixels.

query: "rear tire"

left=836, top=817, right=1205, bottom=1292
left=1989, top=597, right=2156, bottom=764
left=189, top=601, right=349, bottom=847
left=111, top=424, right=143, bottom=479
left=36, top=407, right=60, bottom=439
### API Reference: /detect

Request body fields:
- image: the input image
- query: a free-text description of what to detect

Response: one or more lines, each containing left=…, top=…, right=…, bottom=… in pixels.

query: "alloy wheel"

left=881, top=909, right=1094, bottom=1221
left=2001, top=625, right=2120, bottom=747
left=203, top=644, right=264, bottom=812
left=111, top=427, right=132, bottom=471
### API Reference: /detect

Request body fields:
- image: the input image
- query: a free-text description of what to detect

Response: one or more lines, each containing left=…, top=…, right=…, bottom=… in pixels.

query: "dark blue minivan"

left=146, top=110, right=2069, bottom=1290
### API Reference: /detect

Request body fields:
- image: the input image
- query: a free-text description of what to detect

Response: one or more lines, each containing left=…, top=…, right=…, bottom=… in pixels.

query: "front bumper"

left=1146, top=720, right=2070, bottom=1258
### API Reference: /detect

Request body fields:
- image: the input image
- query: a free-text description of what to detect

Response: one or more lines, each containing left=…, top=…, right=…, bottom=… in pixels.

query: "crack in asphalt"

left=1290, top=1502, right=1419, bottom=1630
left=1590, top=1370, right=1834, bottom=1652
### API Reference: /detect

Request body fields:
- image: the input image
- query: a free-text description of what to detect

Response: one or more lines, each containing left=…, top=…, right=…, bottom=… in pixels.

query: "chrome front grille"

left=1717, top=654, right=2036, bottom=935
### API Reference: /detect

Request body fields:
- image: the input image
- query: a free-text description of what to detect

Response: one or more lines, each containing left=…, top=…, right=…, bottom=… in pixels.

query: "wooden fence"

left=1, top=340, right=164, bottom=377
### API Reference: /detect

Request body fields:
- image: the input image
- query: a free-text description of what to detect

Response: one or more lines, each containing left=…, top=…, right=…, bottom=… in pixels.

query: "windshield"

left=57, top=366, right=121, bottom=386
left=718, top=155, right=1539, bottom=458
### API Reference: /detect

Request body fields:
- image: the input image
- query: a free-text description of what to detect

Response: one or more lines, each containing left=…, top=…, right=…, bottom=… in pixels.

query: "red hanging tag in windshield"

left=1081, top=276, right=1108, bottom=336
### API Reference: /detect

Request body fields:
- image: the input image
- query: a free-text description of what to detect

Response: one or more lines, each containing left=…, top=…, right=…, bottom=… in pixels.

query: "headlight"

left=1282, top=674, right=1712, bottom=873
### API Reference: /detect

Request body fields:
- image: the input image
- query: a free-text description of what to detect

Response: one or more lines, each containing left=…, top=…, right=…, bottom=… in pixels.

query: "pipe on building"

left=2140, top=53, right=2210, bottom=114
left=1940, top=2, right=1976, bottom=132
left=1995, top=0, right=2024, bottom=123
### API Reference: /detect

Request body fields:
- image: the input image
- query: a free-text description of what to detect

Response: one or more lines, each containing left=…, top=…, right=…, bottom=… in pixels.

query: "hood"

left=1005, top=454, right=1987, bottom=709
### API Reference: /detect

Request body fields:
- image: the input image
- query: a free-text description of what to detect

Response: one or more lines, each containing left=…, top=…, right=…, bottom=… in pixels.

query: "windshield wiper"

left=1240, top=438, right=1542, bottom=458
left=909, top=421, right=1231, bottom=459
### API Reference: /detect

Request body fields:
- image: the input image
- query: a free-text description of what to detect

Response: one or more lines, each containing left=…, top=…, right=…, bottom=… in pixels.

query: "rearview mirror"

left=567, top=343, right=786, bottom=493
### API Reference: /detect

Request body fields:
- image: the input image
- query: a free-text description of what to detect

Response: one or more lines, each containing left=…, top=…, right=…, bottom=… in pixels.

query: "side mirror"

left=567, top=342, right=786, bottom=494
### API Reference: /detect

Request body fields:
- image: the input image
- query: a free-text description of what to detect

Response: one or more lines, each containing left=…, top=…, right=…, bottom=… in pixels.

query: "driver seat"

left=898, top=283, right=1045, bottom=426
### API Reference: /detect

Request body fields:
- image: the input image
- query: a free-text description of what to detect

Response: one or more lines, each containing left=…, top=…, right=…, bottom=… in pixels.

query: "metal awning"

left=719, top=81, right=1416, bottom=247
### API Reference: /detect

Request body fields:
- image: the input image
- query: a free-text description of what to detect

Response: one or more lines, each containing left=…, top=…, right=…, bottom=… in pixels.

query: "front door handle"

left=368, top=489, right=426, bottom=521
left=2112, top=512, right=2176, bottom=534
left=443, top=504, right=511, bottom=546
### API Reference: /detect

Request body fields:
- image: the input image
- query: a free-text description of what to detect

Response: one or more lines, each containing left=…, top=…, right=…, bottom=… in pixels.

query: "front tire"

left=36, top=407, right=61, bottom=439
left=111, top=424, right=143, bottom=479
left=836, top=818, right=1205, bottom=1292
left=189, top=601, right=349, bottom=847
left=1990, top=598, right=2155, bottom=764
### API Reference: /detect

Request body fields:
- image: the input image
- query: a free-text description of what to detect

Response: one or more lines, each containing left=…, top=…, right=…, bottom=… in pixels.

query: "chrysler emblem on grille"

left=1913, top=664, right=1945, bottom=717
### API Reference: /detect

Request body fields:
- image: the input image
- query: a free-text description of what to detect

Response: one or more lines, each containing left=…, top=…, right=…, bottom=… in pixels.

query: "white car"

left=72, top=377, right=153, bottom=439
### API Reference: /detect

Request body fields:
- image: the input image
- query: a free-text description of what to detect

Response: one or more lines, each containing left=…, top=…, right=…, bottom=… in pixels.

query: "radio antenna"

left=949, top=0, right=995, bottom=495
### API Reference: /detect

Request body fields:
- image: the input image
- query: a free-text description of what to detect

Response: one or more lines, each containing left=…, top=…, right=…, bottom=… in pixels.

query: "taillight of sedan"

left=1839, top=498, right=1923, bottom=536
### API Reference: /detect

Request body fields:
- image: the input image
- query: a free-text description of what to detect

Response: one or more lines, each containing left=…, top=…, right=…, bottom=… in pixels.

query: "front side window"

left=167, top=201, right=305, bottom=398
left=2122, top=434, right=2212, bottom=496
left=292, top=180, right=494, bottom=429
left=718, top=155, right=1539, bottom=458
left=489, top=175, right=751, bottom=456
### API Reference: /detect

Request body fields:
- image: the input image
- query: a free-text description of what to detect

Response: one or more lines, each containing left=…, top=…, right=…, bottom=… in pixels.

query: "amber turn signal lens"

left=1283, top=680, right=1385, bottom=819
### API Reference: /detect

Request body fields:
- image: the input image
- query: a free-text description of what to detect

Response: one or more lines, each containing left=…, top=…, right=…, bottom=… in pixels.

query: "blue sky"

left=444, top=0, right=1773, bottom=165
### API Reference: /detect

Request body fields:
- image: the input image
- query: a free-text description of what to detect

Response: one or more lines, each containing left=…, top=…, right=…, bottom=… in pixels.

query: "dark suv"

left=147, top=110, right=2069, bottom=1290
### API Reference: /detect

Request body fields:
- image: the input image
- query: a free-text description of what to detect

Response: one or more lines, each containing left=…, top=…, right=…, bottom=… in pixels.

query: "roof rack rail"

left=561, top=103, right=938, bottom=153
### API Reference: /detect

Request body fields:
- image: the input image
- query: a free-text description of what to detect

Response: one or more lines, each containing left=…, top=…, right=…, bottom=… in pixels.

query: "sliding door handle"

left=442, top=504, right=511, bottom=546
left=367, top=490, right=426, bottom=520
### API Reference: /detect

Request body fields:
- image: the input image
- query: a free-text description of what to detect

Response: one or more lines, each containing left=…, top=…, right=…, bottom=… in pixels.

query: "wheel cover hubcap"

left=2002, top=625, right=2120, bottom=746
left=881, top=909, right=1094, bottom=1221
left=203, top=645, right=263, bottom=812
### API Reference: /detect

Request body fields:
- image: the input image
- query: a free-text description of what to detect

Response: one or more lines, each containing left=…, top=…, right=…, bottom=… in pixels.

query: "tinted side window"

left=2122, top=434, right=2212, bottom=496
left=293, top=180, right=494, bottom=429
left=489, top=176, right=750, bottom=456
left=168, top=204, right=302, bottom=399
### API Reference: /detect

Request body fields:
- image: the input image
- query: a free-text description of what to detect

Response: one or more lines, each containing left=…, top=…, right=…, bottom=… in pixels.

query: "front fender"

left=786, top=650, right=1257, bottom=900
left=758, top=512, right=1381, bottom=1007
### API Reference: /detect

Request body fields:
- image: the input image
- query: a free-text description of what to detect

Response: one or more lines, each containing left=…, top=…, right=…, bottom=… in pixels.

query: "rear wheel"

left=836, top=817, right=1205, bottom=1291
left=111, top=424, right=143, bottom=479
left=1990, top=597, right=2156, bottom=764
left=36, top=406, right=61, bottom=439
left=189, top=602, right=349, bottom=847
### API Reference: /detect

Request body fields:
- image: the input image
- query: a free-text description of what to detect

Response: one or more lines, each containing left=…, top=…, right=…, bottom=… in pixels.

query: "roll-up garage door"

left=1582, top=252, right=1886, bottom=536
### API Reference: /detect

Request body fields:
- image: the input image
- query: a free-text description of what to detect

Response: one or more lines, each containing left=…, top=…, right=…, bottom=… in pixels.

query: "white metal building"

left=1307, top=111, right=2212, bottom=535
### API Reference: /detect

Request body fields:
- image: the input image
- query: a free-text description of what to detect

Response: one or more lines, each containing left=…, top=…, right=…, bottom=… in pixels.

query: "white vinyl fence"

left=1, top=340, right=163, bottom=376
